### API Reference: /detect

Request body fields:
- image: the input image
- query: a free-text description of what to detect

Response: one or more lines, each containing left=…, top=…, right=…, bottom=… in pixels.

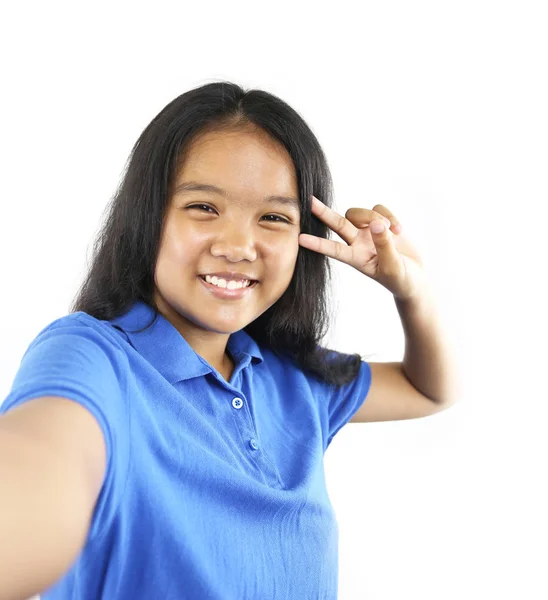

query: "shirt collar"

left=109, top=300, right=264, bottom=384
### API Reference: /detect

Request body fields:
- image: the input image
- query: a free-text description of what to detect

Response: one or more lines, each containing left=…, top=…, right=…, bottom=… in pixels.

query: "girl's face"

left=152, top=127, right=301, bottom=339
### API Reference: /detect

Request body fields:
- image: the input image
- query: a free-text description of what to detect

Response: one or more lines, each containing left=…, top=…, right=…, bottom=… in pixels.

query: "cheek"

left=161, top=223, right=202, bottom=261
left=270, top=243, right=299, bottom=277
left=266, top=231, right=299, bottom=252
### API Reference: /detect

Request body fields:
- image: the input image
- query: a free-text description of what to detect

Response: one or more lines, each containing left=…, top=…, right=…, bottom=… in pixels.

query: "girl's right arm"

left=0, top=396, right=107, bottom=600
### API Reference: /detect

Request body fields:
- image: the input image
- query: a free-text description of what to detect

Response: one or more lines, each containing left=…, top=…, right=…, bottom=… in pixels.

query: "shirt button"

left=249, top=439, right=259, bottom=450
left=232, top=397, right=243, bottom=409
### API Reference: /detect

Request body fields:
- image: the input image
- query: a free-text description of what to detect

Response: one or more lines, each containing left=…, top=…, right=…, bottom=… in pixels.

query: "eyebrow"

left=173, top=181, right=301, bottom=212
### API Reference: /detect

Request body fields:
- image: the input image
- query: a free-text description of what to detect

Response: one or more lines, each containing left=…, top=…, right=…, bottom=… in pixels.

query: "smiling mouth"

left=198, top=275, right=259, bottom=290
left=198, top=275, right=258, bottom=285
left=199, top=275, right=258, bottom=284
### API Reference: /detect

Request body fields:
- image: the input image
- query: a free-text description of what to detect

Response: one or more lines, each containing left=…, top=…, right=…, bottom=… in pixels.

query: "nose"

left=210, top=224, right=258, bottom=262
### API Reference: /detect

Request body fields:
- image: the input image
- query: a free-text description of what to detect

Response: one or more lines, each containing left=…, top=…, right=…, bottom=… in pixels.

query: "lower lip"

left=198, top=276, right=258, bottom=299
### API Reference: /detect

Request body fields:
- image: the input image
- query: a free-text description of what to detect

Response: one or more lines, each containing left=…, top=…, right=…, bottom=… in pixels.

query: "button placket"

left=229, top=394, right=284, bottom=488
left=231, top=395, right=262, bottom=452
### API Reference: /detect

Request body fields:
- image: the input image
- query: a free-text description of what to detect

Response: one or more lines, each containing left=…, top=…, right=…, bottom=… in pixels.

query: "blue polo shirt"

left=0, top=300, right=371, bottom=599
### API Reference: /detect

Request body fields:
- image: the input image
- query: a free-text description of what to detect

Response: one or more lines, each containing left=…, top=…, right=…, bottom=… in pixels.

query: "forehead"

left=176, top=129, right=298, bottom=190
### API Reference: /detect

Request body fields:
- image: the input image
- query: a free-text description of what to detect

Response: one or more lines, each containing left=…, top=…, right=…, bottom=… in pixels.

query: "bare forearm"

left=0, top=428, right=89, bottom=600
left=395, top=287, right=460, bottom=405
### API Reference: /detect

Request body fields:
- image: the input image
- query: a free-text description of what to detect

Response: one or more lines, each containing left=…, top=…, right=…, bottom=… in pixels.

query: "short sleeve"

left=0, top=314, right=130, bottom=542
left=325, top=359, right=372, bottom=450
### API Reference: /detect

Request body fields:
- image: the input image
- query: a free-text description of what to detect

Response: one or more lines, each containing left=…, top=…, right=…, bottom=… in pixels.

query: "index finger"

left=309, top=196, right=360, bottom=246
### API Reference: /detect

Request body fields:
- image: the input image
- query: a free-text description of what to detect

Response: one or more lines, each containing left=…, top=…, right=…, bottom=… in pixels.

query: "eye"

left=187, top=204, right=216, bottom=213
left=187, top=204, right=290, bottom=224
left=261, top=215, right=290, bottom=224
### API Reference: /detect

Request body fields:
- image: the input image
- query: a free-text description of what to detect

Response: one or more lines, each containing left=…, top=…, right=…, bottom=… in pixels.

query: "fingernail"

left=370, top=220, right=385, bottom=234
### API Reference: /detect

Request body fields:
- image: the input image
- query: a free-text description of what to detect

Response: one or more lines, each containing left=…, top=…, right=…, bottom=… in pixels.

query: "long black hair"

left=70, top=81, right=370, bottom=386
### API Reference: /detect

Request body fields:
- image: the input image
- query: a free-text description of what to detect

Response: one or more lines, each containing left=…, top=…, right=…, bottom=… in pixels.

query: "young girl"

left=0, top=81, right=458, bottom=600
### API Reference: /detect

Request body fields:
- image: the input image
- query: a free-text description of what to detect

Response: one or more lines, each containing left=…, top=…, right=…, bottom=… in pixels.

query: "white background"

left=0, top=1, right=546, bottom=599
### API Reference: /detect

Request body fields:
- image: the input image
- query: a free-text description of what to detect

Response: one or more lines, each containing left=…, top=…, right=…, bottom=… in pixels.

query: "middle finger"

left=310, top=196, right=391, bottom=245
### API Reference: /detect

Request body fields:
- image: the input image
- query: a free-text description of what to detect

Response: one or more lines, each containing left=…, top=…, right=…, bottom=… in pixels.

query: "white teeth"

left=204, top=275, right=251, bottom=289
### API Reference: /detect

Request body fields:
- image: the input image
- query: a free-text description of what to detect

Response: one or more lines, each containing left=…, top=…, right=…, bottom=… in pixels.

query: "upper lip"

left=200, top=271, right=258, bottom=282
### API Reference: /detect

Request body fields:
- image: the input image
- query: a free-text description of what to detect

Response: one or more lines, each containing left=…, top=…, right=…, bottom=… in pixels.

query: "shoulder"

left=26, top=311, right=128, bottom=356
left=10, top=312, right=131, bottom=396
